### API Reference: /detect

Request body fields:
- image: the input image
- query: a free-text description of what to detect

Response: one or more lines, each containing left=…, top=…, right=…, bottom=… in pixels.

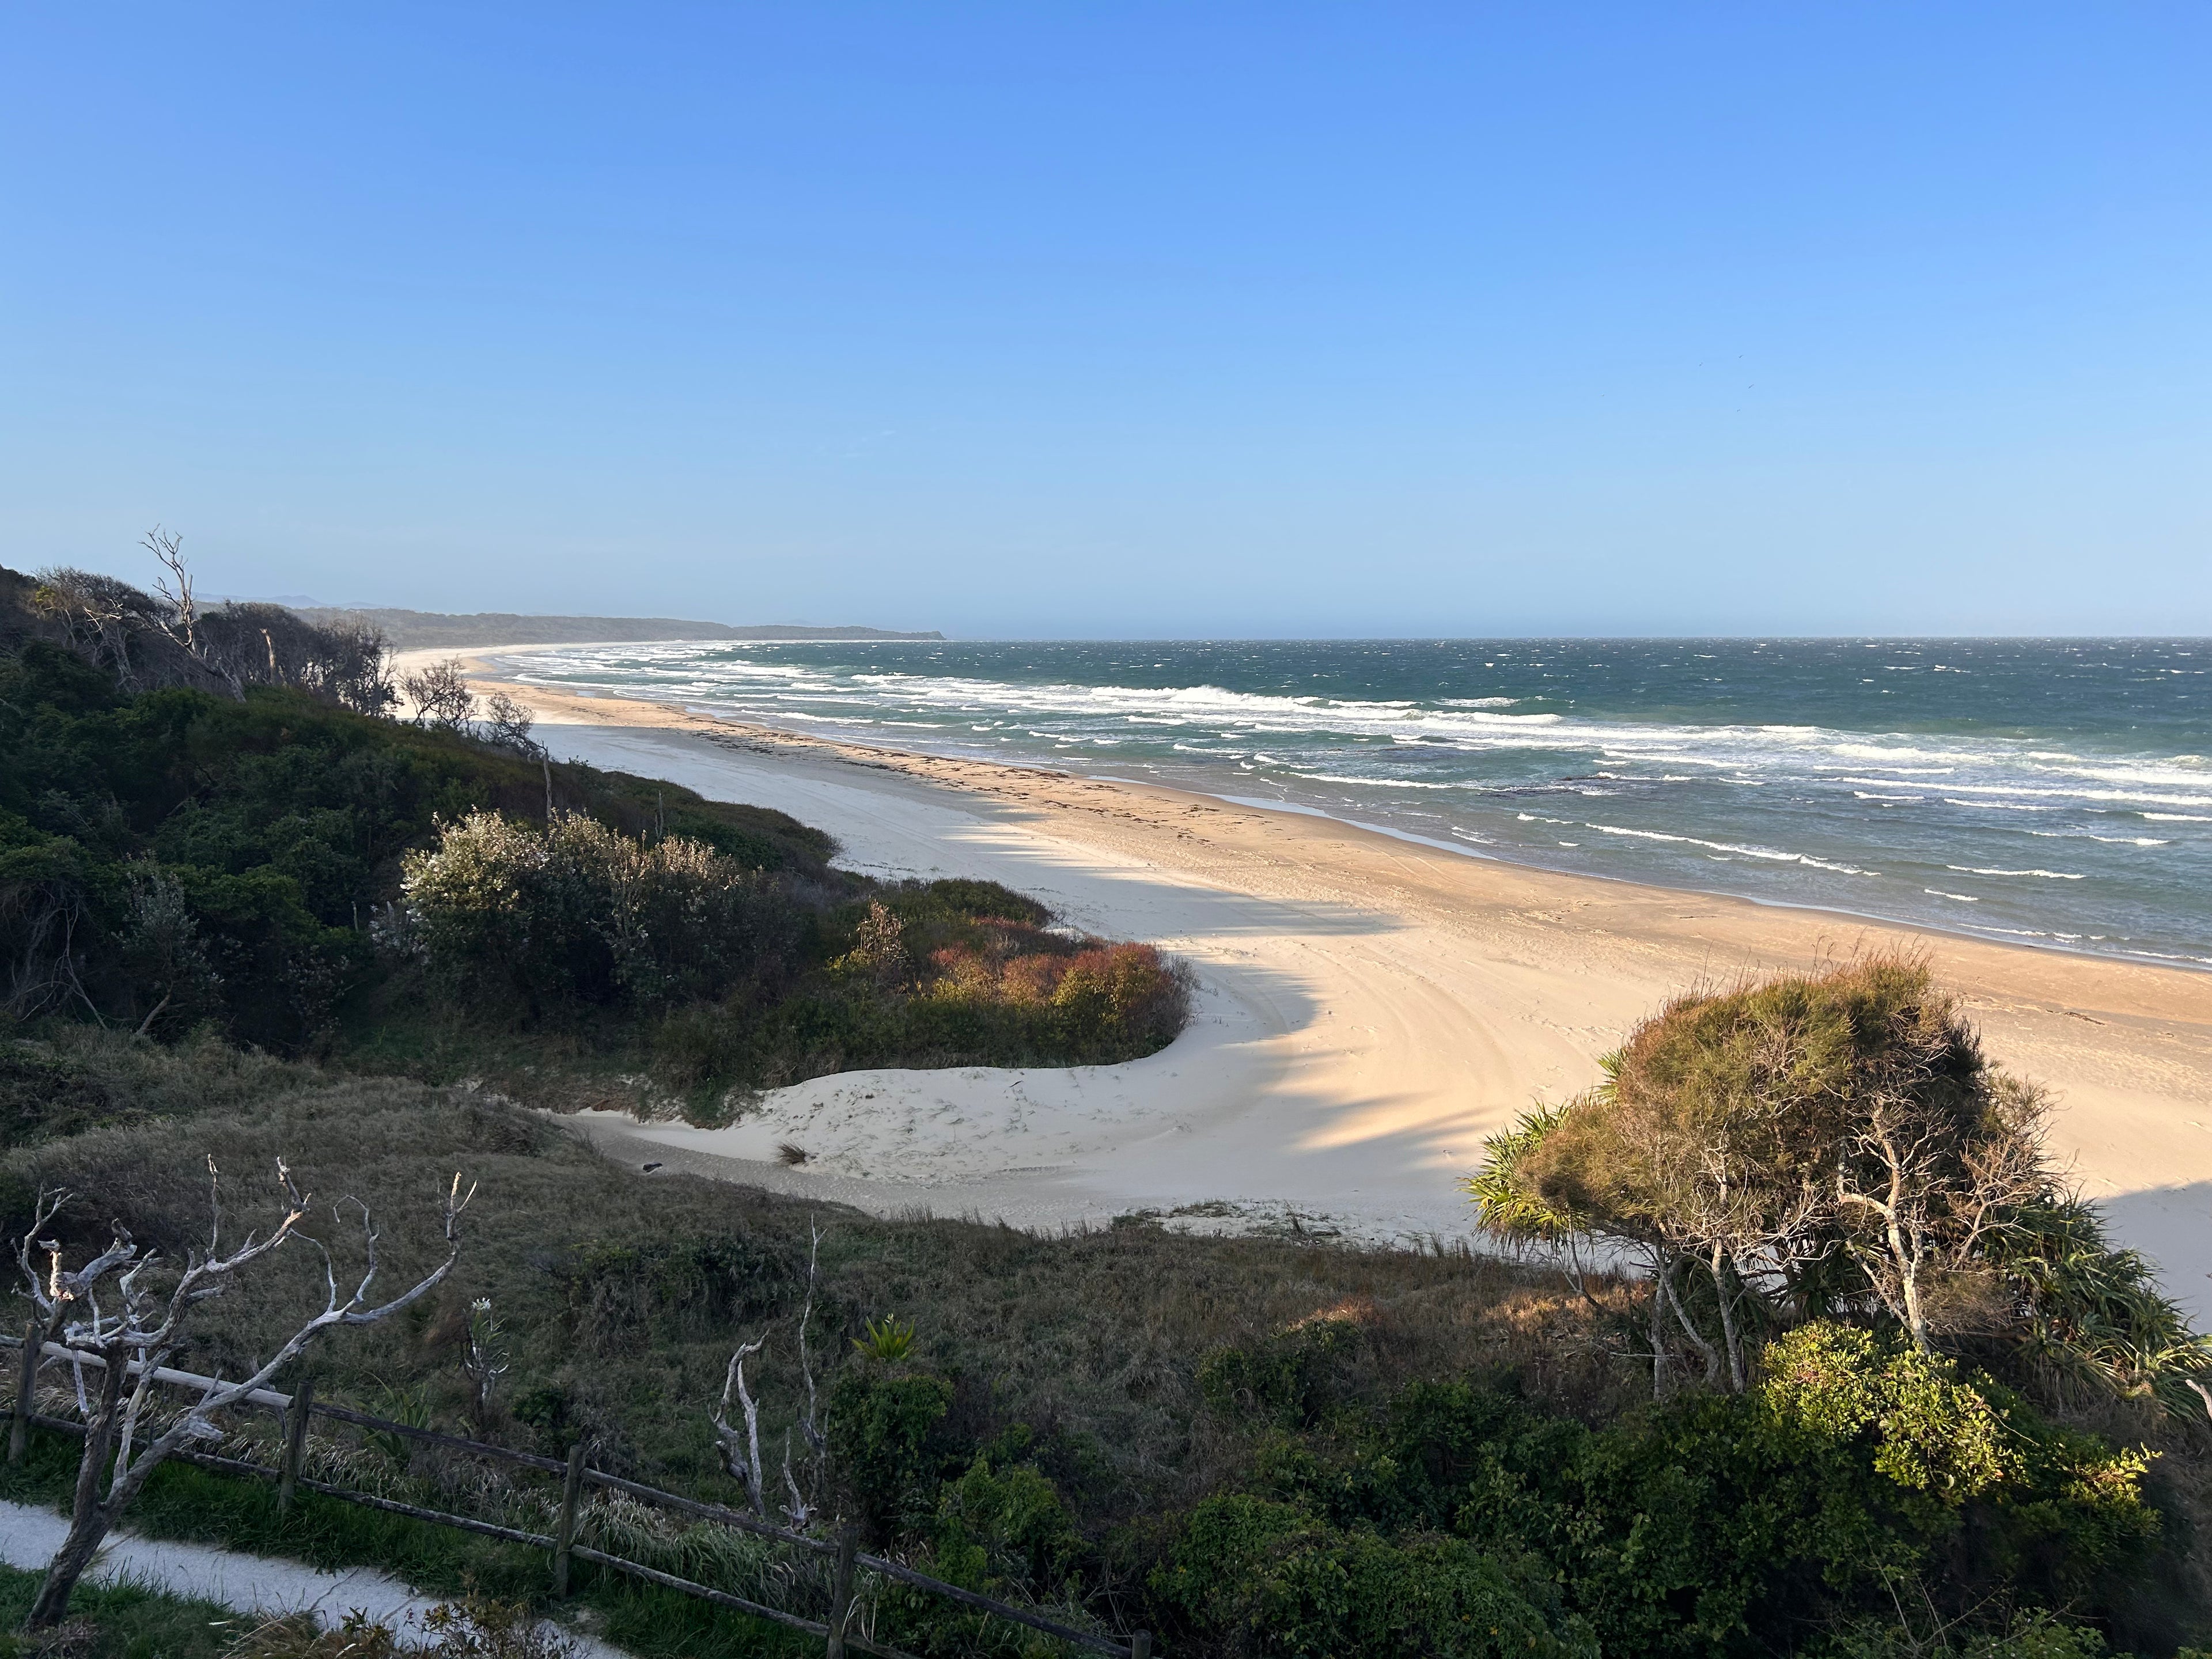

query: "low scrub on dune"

left=2, top=1032, right=1615, bottom=1657
left=0, top=565, right=1191, bottom=1099
left=388, top=811, right=1191, bottom=1098
left=395, top=808, right=812, bottom=1016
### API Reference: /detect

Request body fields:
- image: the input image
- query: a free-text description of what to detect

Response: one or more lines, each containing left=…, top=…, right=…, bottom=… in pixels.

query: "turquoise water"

left=505, top=639, right=2212, bottom=968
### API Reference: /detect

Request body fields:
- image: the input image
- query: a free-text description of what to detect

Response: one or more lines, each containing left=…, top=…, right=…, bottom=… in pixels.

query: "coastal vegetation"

left=4, top=551, right=2210, bottom=1655
left=0, top=558, right=1189, bottom=1098
left=1467, top=958, right=2209, bottom=1414
left=4, top=1027, right=2208, bottom=1657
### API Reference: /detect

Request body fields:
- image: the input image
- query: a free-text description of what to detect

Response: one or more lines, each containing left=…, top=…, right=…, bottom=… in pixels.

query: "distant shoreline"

left=315, top=608, right=942, bottom=650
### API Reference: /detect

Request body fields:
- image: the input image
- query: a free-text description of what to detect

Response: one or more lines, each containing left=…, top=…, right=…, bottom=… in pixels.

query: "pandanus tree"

left=1467, top=956, right=2060, bottom=1395
left=13, top=1157, right=473, bottom=1631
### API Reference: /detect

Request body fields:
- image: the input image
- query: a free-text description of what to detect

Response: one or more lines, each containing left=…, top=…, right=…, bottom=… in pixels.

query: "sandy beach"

left=406, top=647, right=2212, bottom=1313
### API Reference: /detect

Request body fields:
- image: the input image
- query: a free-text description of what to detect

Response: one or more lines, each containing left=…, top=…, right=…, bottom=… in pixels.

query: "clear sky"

left=3, top=5, right=2207, bottom=638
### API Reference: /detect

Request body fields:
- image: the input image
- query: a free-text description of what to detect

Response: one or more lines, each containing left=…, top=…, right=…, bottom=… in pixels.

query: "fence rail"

left=3, top=1335, right=1151, bottom=1659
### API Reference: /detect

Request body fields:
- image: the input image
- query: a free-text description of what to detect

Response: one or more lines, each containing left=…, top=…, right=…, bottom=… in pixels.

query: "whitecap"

left=2028, top=830, right=2171, bottom=846
left=1286, top=771, right=1461, bottom=790
left=1586, top=823, right=1872, bottom=874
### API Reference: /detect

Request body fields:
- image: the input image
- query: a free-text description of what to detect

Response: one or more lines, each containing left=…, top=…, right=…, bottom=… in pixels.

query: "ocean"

left=501, top=638, right=2212, bottom=970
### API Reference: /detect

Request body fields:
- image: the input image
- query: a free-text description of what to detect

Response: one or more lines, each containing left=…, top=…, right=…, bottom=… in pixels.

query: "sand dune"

left=411, top=649, right=2212, bottom=1313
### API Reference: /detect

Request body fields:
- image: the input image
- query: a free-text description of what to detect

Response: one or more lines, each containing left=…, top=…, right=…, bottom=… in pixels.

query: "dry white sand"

left=408, top=649, right=2212, bottom=1316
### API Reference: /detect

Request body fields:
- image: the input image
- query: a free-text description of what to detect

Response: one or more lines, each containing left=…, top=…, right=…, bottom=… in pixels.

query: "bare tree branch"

left=15, top=1161, right=474, bottom=1630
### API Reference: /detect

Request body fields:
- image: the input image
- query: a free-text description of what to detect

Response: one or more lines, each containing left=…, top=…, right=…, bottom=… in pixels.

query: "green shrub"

left=1153, top=1494, right=1596, bottom=1658
left=828, top=1365, right=957, bottom=1541
left=1178, top=1321, right=2160, bottom=1657
left=930, top=1455, right=1082, bottom=1595
left=1811, top=1609, right=2121, bottom=1657
left=1467, top=957, right=2212, bottom=1414
left=855, top=1314, right=918, bottom=1362
left=1760, top=1322, right=2015, bottom=1500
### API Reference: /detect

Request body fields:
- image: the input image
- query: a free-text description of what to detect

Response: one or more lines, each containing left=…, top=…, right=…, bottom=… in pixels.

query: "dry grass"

left=0, top=1033, right=1625, bottom=1529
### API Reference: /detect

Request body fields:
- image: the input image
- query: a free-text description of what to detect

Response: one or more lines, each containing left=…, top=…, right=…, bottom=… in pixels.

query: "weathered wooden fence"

left=3, top=1335, right=1152, bottom=1658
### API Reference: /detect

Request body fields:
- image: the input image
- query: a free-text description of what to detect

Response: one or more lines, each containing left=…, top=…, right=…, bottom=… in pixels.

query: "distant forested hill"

left=296, top=606, right=943, bottom=647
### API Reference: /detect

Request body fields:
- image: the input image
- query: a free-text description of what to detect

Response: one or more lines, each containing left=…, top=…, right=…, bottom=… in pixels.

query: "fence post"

left=1130, top=1631, right=1151, bottom=1659
left=824, top=1524, right=858, bottom=1658
left=9, top=1324, right=38, bottom=1466
left=276, top=1377, right=314, bottom=1516
left=553, top=1441, right=585, bottom=1597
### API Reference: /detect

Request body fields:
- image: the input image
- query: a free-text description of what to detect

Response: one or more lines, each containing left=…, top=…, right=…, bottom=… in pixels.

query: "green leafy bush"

left=1152, top=1494, right=1596, bottom=1658
left=930, top=1455, right=1082, bottom=1595
left=828, top=1364, right=957, bottom=1541
left=1156, top=1320, right=2160, bottom=1657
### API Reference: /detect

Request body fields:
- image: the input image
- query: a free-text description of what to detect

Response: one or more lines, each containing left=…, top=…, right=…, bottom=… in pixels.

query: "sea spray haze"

left=509, top=638, right=2212, bottom=968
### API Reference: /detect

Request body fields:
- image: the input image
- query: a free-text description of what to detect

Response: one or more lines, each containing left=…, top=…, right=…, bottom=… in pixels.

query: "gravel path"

left=0, top=1498, right=630, bottom=1655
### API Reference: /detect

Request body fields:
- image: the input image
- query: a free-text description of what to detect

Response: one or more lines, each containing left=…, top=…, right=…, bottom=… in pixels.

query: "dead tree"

left=712, top=1335, right=767, bottom=1517
left=143, top=527, right=199, bottom=657
left=1, top=881, right=100, bottom=1027
left=143, top=528, right=243, bottom=697
left=14, top=1158, right=473, bottom=1630
left=783, top=1222, right=827, bottom=1526
left=711, top=1222, right=830, bottom=1528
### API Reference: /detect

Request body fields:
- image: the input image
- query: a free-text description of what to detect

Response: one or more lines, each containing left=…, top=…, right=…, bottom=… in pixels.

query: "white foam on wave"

left=2031, top=830, right=2170, bottom=846
left=509, top=641, right=2211, bottom=965
left=1587, top=823, right=1874, bottom=875
left=1924, top=781, right=2212, bottom=808
left=1286, top=771, right=1462, bottom=790
left=525, top=646, right=2212, bottom=822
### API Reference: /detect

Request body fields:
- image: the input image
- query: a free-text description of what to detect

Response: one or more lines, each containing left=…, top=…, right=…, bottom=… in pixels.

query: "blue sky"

left=3, top=5, right=2207, bottom=638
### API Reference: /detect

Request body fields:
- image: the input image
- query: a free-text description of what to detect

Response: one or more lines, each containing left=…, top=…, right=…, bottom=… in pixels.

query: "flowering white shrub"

left=398, top=810, right=805, bottom=1016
